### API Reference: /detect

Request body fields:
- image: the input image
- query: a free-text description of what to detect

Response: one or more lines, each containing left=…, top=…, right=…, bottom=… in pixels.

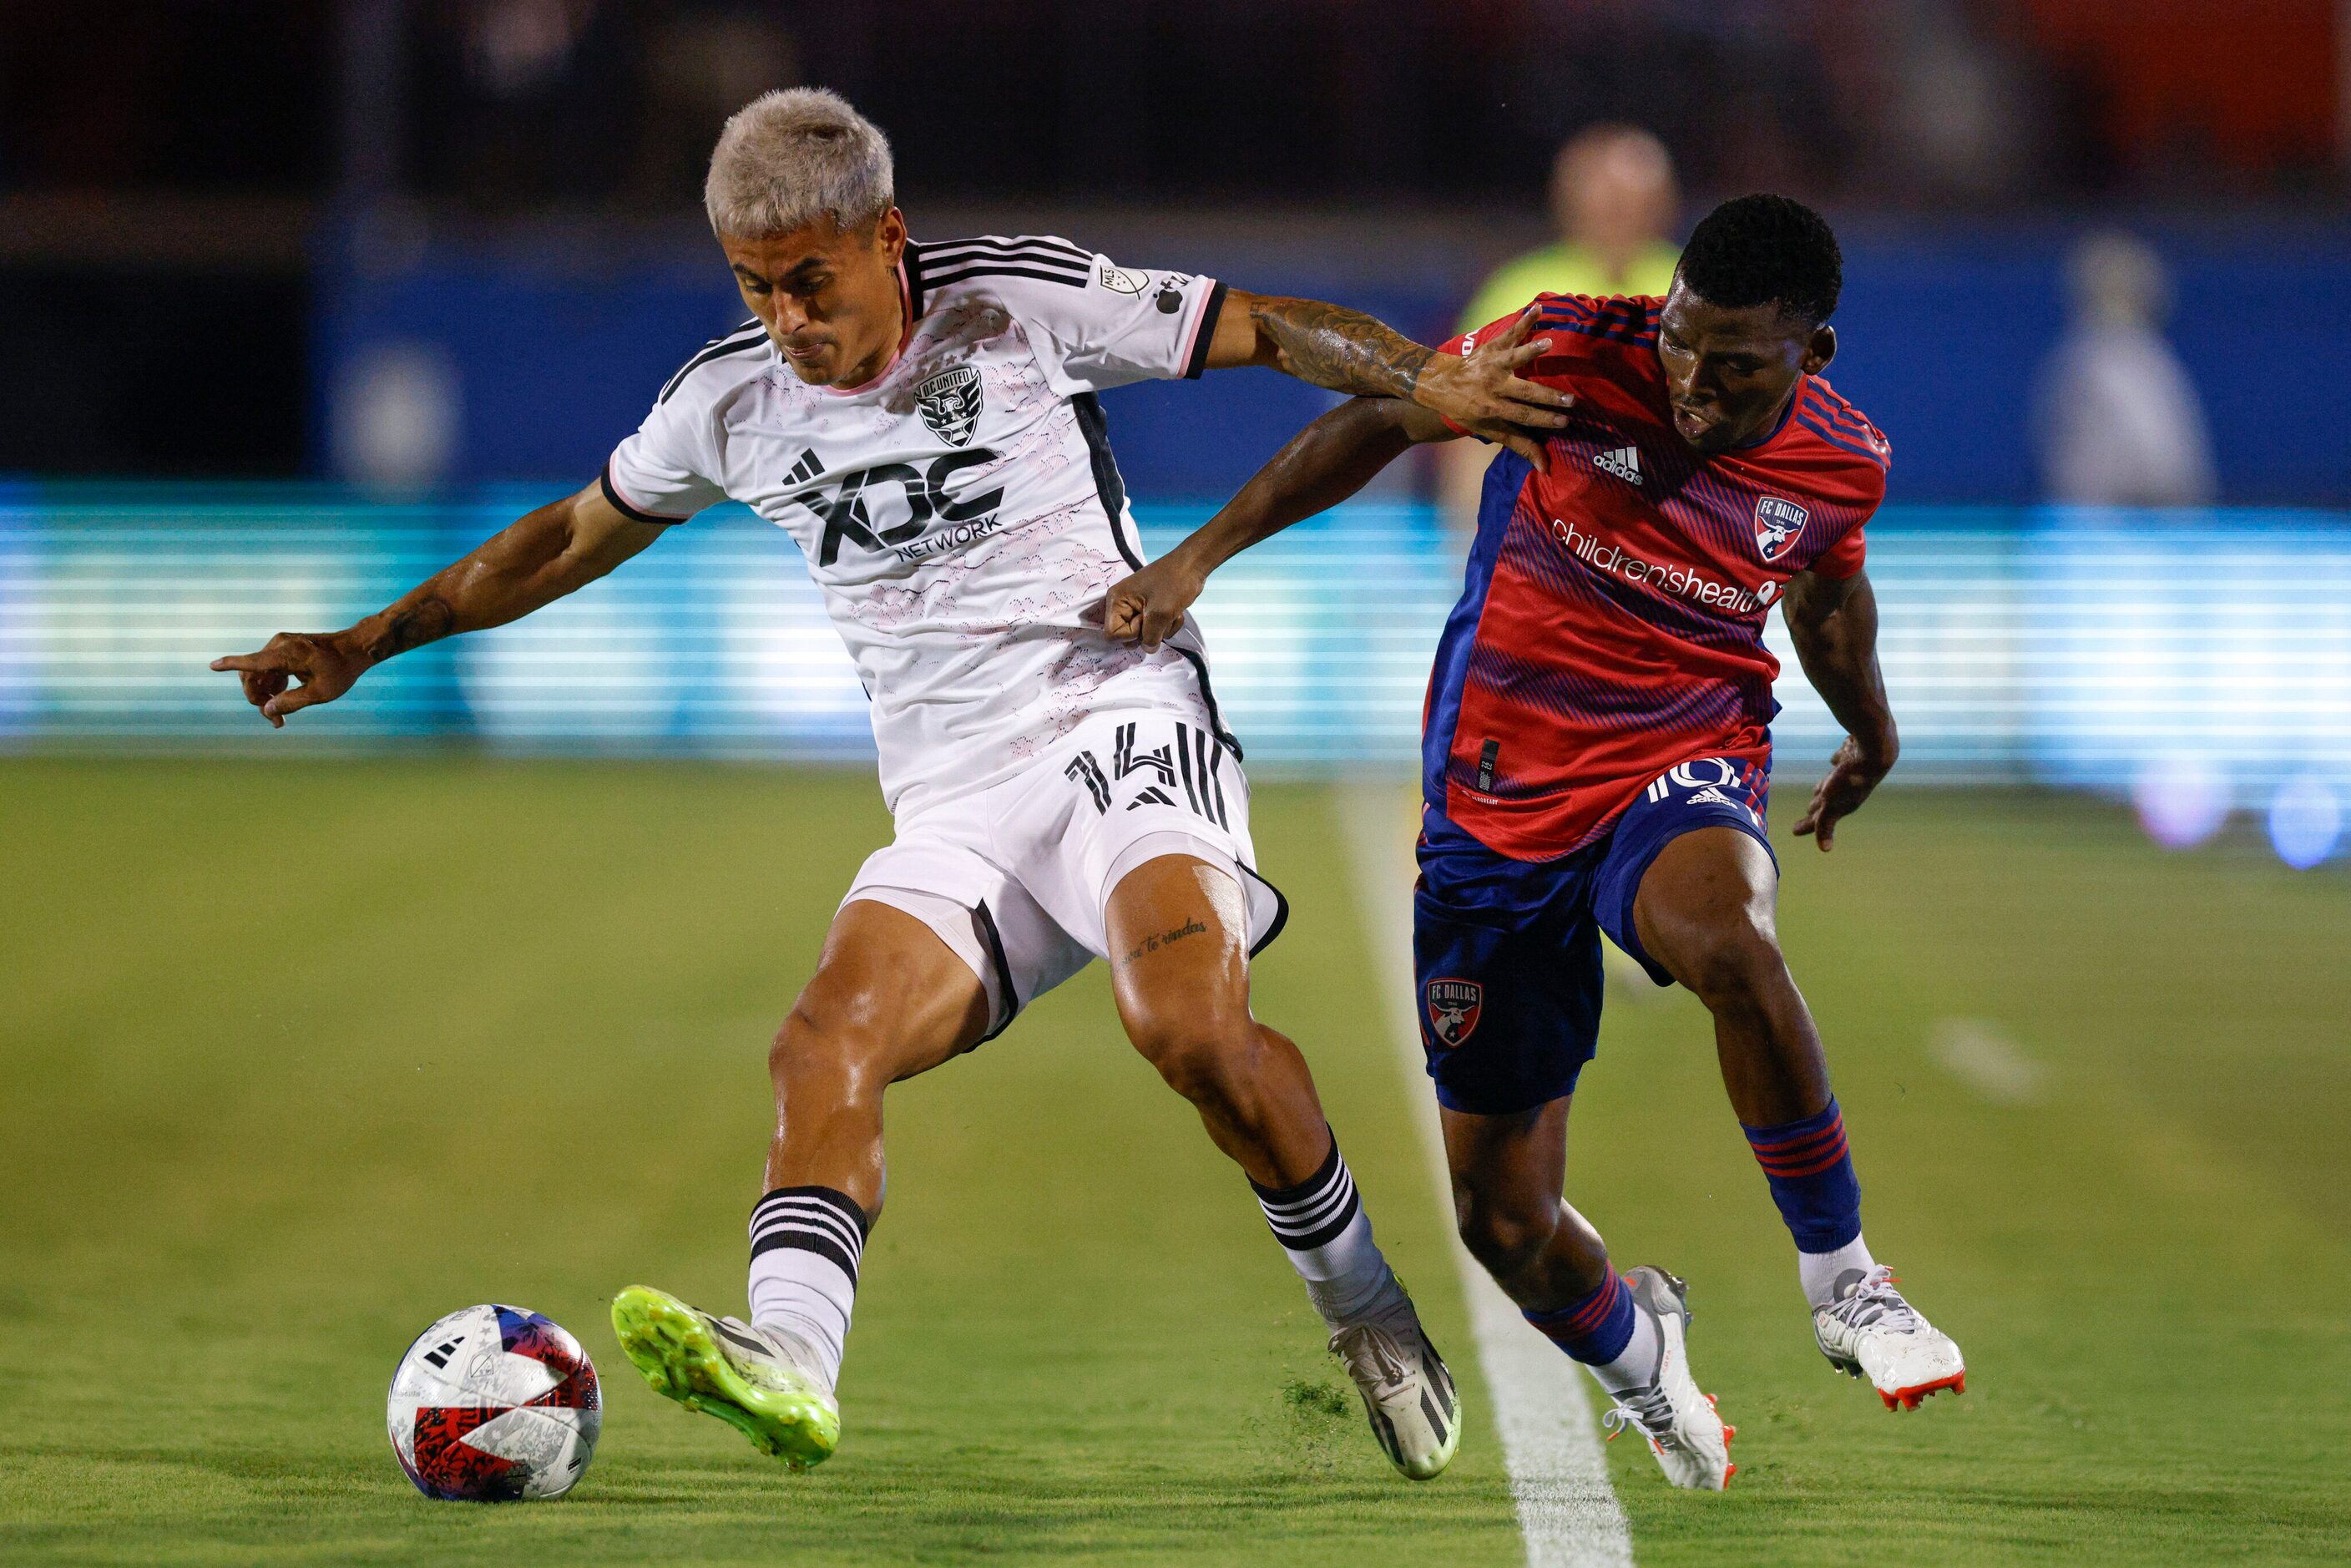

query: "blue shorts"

left=1413, top=756, right=1775, bottom=1115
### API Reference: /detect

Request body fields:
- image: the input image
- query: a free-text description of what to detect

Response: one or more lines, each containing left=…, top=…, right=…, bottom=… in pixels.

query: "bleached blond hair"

left=704, top=88, right=894, bottom=239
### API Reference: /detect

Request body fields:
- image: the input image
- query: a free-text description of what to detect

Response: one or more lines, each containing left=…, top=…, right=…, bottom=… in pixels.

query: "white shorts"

left=843, top=709, right=1287, bottom=1040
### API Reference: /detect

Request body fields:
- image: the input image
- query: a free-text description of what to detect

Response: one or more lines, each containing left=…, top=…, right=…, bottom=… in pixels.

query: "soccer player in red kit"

left=1103, top=195, right=1965, bottom=1490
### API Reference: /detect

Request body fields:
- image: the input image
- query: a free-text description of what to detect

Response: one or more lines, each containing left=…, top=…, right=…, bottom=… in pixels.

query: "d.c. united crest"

left=914, top=366, right=983, bottom=446
left=1754, top=495, right=1808, bottom=561
left=1426, top=978, right=1483, bottom=1048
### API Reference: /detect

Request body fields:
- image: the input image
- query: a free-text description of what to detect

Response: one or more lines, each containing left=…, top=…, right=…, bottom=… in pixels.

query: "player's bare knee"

left=771, top=987, right=894, bottom=1100
left=1126, top=1009, right=1259, bottom=1107
left=767, top=1014, right=852, bottom=1100
left=1140, top=1034, right=1252, bottom=1108
left=1676, top=914, right=1787, bottom=1014
left=1452, top=1182, right=1556, bottom=1276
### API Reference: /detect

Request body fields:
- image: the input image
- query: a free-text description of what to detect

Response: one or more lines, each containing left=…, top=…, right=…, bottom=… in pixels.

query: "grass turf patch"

left=5, top=762, right=2348, bottom=1562
left=1561, top=787, right=2351, bottom=1565
left=0, top=758, right=1519, bottom=1566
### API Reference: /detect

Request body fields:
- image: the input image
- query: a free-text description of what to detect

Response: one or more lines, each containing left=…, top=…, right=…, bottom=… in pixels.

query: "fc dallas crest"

left=1426, top=978, right=1483, bottom=1047
left=1754, top=495, right=1808, bottom=561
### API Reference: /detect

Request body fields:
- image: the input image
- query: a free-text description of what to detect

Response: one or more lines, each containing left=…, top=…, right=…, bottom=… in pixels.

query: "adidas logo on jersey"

left=1686, top=785, right=1733, bottom=807
left=1592, top=446, right=1643, bottom=486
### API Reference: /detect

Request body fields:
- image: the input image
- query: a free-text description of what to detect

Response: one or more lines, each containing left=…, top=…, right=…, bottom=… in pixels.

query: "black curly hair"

left=1675, top=194, right=1843, bottom=326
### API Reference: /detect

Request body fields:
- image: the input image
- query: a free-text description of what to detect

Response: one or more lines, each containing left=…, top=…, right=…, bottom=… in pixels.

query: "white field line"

left=1930, top=1018, right=2047, bottom=1105
left=1336, top=781, right=1635, bottom=1568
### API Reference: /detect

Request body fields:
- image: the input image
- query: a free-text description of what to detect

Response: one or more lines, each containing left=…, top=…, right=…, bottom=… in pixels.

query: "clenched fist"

left=1100, top=551, right=1208, bottom=649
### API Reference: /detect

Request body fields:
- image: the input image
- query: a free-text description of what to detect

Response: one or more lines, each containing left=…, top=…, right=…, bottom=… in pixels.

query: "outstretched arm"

left=210, top=483, right=667, bottom=726
left=1102, top=394, right=1458, bottom=648
left=1209, top=295, right=1570, bottom=468
left=1782, top=567, right=1899, bottom=850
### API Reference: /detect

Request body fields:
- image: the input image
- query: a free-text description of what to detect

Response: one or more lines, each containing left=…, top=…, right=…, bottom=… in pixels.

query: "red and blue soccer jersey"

left=1426, top=294, right=1890, bottom=860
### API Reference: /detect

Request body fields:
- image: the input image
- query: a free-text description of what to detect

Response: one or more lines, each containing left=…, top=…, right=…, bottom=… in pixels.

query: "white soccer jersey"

left=603, top=234, right=1236, bottom=817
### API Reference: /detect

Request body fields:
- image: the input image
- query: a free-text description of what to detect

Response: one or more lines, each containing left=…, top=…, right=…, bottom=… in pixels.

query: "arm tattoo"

left=1246, top=296, right=1435, bottom=400
left=362, top=595, right=455, bottom=663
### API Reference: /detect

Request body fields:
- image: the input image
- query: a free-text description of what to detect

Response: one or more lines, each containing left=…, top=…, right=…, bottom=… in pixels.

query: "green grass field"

left=3, top=759, right=2348, bottom=1565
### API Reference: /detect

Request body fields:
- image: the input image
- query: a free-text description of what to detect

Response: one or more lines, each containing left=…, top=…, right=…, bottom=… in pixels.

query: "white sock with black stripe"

left=746, top=1185, right=867, bottom=1394
left=1251, top=1136, right=1398, bottom=1325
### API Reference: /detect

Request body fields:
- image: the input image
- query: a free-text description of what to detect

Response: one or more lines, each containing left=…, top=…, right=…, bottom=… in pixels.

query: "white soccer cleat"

left=1813, top=1265, right=1967, bottom=1411
left=1328, top=1279, right=1462, bottom=1481
left=1599, top=1265, right=1736, bottom=1491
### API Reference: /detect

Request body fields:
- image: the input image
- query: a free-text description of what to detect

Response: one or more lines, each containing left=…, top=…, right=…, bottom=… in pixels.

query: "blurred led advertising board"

left=4, top=490, right=2348, bottom=822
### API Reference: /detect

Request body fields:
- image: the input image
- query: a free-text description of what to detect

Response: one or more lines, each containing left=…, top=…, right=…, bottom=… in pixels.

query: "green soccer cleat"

left=609, top=1284, right=840, bottom=1469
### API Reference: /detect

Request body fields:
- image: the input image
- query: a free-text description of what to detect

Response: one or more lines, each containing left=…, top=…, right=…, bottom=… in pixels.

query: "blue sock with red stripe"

left=1742, top=1097, right=1876, bottom=1308
left=1522, top=1263, right=1664, bottom=1393
left=1524, top=1267, right=1634, bottom=1364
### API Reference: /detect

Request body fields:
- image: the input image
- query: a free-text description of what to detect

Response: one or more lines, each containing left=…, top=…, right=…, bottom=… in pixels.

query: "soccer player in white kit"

left=214, top=89, right=1573, bottom=1479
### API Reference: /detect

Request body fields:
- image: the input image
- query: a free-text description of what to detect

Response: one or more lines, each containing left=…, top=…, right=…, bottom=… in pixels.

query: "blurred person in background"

left=1443, top=126, right=1682, bottom=531
left=415, top=0, right=633, bottom=208
left=625, top=7, right=801, bottom=207
left=2035, top=231, right=2216, bottom=506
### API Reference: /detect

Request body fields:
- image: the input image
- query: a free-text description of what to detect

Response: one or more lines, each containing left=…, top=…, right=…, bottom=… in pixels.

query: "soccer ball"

left=387, top=1303, right=602, bottom=1501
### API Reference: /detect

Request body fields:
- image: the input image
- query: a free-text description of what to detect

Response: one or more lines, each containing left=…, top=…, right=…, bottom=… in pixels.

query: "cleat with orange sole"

left=1596, top=1267, right=1735, bottom=1490
left=1882, top=1370, right=1966, bottom=1411
left=1815, top=1266, right=1967, bottom=1414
